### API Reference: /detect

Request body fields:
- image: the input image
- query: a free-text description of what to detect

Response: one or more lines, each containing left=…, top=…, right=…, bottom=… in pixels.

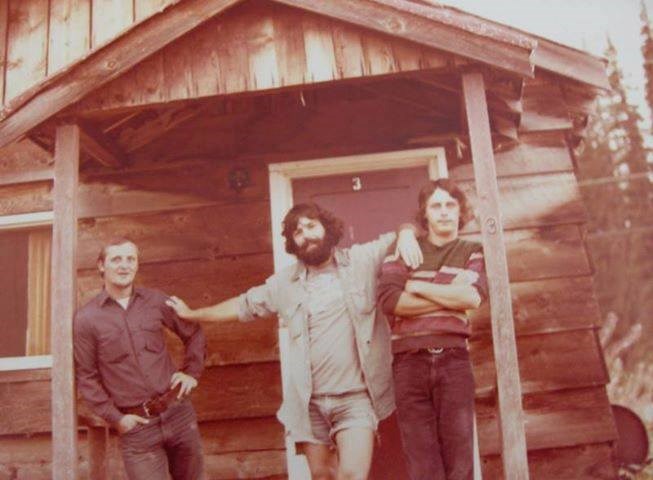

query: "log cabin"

left=0, top=0, right=618, bottom=478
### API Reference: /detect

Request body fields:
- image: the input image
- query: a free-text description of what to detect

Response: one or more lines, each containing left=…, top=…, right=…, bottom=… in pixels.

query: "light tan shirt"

left=305, top=264, right=366, bottom=395
left=237, top=233, right=396, bottom=442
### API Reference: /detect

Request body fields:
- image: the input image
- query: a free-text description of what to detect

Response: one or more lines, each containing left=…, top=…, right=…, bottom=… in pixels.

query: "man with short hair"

left=377, top=179, right=487, bottom=480
left=74, top=238, right=206, bottom=480
left=167, top=203, right=422, bottom=480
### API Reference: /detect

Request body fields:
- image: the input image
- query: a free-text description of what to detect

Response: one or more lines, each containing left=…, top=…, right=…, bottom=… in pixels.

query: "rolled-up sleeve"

left=466, top=249, right=488, bottom=302
left=238, top=281, right=278, bottom=322
left=376, top=259, right=410, bottom=316
left=73, top=316, right=123, bottom=425
left=161, top=302, right=206, bottom=379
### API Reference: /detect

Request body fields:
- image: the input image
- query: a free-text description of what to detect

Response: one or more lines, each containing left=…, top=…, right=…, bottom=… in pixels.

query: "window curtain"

left=25, top=229, right=52, bottom=356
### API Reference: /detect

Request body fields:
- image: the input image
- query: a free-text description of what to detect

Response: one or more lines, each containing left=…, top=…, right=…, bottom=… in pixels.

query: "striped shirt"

left=377, top=237, right=487, bottom=353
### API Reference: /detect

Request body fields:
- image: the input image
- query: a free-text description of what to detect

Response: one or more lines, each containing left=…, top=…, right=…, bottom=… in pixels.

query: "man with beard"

left=166, top=202, right=422, bottom=480
left=74, top=238, right=206, bottom=480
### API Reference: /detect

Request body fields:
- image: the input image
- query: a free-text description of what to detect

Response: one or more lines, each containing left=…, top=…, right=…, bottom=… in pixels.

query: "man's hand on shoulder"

left=117, top=414, right=149, bottom=434
left=396, top=225, right=423, bottom=269
left=170, top=371, right=198, bottom=399
left=166, top=296, right=196, bottom=320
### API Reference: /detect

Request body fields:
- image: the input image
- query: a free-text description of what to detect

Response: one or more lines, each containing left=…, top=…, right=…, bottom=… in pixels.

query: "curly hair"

left=282, top=203, right=344, bottom=255
left=416, top=179, right=472, bottom=231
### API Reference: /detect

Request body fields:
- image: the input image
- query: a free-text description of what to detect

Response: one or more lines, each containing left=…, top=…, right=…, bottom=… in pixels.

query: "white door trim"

left=268, top=147, right=446, bottom=271
left=268, top=146, right=482, bottom=480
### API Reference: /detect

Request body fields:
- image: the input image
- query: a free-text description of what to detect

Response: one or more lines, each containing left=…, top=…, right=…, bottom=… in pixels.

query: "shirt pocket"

left=99, top=334, right=129, bottom=364
left=350, top=286, right=375, bottom=315
left=140, top=319, right=165, bottom=353
left=282, top=303, right=304, bottom=341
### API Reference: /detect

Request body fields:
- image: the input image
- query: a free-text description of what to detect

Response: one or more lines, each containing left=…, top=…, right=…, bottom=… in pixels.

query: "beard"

left=295, top=237, right=335, bottom=266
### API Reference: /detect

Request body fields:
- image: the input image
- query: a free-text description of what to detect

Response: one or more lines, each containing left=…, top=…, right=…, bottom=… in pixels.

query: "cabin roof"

left=0, top=0, right=608, bottom=150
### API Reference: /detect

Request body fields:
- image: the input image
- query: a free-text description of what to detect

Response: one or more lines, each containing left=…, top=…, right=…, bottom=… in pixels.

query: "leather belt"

left=118, top=388, right=180, bottom=418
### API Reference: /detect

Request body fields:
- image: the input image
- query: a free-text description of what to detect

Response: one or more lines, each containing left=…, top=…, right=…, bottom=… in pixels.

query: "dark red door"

left=293, top=165, right=430, bottom=480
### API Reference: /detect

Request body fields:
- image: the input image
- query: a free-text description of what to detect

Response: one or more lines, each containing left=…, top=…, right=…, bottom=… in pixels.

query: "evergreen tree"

left=577, top=37, right=653, bottom=363
left=640, top=0, right=653, bottom=121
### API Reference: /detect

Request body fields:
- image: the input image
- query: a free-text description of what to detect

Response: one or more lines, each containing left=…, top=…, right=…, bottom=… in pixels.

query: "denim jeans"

left=393, top=348, right=475, bottom=480
left=119, top=400, right=204, bottom=480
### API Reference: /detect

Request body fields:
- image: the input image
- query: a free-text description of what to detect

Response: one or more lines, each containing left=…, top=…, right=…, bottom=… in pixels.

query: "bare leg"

left=298, top=442, right=337, bottom=480
left=334, top=427, right=374, bottom=480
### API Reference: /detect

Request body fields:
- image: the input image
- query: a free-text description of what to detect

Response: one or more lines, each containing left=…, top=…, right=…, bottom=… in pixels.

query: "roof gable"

left=0, top=0, right=607, bottom=149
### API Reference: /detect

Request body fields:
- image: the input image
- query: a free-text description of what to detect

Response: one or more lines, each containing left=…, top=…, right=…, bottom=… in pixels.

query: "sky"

left=441, top=0, right=653, bottom=131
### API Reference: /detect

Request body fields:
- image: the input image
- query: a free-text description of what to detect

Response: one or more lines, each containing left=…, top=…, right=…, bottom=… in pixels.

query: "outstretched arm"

left=166, top=295, right=240, bottom=323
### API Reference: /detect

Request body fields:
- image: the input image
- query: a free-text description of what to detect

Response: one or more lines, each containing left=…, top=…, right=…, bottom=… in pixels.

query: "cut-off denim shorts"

left=307, top=390, right=379, bottom=446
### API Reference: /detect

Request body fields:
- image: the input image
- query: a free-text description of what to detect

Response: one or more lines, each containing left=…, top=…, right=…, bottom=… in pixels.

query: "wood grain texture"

left=449, top=133, right=573, bottom=180
left=77, top=201, right=272, bottom=268
left=48, top=0, right=91, bottom=74
left=275, top=0, right=533, bottom=76
left=5, top=0, right=49, bottom=102
left=0, top=378, right=51, bottom=434
left=50, top=125, right=80, bottom=479
left=462, top=71, right=529, bottom=479
left=471, top=329, right=609, bottom=397
left=470, top=276, right=601, bottom=336
left=91, top=0, right=133, bottom=48
left=0, top=1, right=8, bottom=105
left=166, top=317, right=280, bottom=367
left=481, top=442, right=616, bottom=479
left=0, top=0, right=242, bottom=148
left=0, top=420, right=287, bottom=480
left=75, top=1, right=457, bottom=112
left=134, top=0, right=177, bottom=22
left=77, top=252, right=273, bottom=306
left=477, top=388, right=616, bottom=456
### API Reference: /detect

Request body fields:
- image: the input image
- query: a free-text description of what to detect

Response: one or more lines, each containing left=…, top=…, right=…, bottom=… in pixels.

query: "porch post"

left=461, top=72, right=530, bottom=479
left=51, top=124, right=80, bottom=479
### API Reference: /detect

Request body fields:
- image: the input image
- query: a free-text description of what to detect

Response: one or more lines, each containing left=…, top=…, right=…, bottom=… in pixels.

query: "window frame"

left=0, top=210, right=53, bottom=371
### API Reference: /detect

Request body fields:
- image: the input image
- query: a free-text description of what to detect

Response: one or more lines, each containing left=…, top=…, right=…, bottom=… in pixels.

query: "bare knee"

left=311, top=469, right=335, bottom=480
left=337, top=468, right=367, bottom=480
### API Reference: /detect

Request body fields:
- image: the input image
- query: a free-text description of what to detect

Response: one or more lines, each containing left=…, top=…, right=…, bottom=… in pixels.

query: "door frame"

left=268, top=147, right=447, bottom=270
left=268, top=147, right=447, bottom=478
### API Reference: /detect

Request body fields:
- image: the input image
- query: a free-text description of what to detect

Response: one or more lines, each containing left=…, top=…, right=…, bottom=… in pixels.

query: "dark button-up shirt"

left=73, top=286, right=206, bottom=424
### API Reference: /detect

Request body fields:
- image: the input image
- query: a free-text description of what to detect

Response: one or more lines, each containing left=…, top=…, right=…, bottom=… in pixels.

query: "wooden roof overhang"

left=0, top=0, right=608, bottom=162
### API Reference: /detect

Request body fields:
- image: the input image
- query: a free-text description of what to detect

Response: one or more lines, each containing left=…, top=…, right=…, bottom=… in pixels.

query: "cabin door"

left=293, top=166, right=428, bottom=479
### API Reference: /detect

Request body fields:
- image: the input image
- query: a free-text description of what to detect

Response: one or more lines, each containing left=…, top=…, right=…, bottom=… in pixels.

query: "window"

left=0, top=213, right=52, bottom=359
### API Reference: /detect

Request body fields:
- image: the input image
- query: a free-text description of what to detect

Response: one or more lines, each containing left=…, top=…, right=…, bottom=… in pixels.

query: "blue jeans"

left=119, top=400, right=204, bottom=480
left=393, top=348, right=475, bottom=480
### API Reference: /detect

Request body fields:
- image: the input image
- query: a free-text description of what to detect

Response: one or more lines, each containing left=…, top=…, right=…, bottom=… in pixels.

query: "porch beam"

left=461, top=71, right=530, bottom=479
left=79, top=121, right=129, bottom=168
left=51, top=124, right=80, bottom=480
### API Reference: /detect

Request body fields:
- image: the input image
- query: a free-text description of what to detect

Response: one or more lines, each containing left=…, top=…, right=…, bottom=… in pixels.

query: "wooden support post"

left=461, top=71, right=530, bottom=479
left=51, top=124, right=80, bottom=480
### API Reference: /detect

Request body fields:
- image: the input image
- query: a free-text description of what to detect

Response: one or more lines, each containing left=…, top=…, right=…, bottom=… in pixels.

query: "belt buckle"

left=426, top=347, right=444, bottom=355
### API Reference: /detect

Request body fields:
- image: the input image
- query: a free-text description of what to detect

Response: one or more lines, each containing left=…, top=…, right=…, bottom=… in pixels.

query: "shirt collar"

left=97, top=286, right=144, bottom=306
left=290, top=248, right=350, bottom=282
